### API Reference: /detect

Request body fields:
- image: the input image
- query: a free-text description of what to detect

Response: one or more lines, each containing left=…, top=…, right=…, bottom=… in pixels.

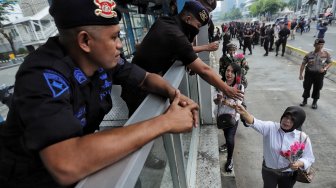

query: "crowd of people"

left=1, top=0, right=333, bottom=187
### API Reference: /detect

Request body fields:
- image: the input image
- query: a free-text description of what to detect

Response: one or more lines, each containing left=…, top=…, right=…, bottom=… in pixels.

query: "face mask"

left=181, top=19, right=200, bottom=42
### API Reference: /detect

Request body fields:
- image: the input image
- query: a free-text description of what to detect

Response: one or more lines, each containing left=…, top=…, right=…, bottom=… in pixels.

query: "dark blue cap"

left=50, top=0, right=121, bottom=29
left=183, top=1, right=209, bottom=26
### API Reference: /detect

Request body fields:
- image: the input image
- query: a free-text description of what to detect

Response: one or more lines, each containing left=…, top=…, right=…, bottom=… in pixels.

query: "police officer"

left=243, top=26, right=253, bottom=55
left=122, top=1, right=243, bottom=115
left=260, top=22, right=266, bottom=46
left=269, top=24, right=275, bottom=51
left=263, top=25, right=270, bottom=56
left=275, top=23, right=290, bottom=57
left=0, top=0, right=199, bottom=187
left=299, top=39, right=332, bottom=109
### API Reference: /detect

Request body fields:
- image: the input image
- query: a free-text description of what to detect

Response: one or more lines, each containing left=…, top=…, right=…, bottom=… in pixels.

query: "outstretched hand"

left=208, top=41, right=219, bottom=51
left=224, top=86, right=244, bottom=101
left=165, top=90, right=199, bottom=133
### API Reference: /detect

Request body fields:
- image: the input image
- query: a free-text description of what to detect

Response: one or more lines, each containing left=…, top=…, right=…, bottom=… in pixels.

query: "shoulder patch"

left=43, top=70, right=69, bottom=98
left=74, top=68, right=88, bottom=84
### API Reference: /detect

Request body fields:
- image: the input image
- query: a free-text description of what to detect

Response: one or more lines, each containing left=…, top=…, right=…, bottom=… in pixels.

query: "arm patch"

left=43, top=70, right=69, bottom=98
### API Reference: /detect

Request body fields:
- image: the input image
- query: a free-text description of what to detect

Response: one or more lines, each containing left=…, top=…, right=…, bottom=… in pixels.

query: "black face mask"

left=181, top=20, right=200, bottom=42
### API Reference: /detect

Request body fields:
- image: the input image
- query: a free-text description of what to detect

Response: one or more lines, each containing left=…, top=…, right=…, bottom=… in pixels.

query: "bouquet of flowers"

left=234, top=53, right=245, bottom=61
left=280, top=141, right=306, bottom=163
left=233, top=53, right=249, bottom=73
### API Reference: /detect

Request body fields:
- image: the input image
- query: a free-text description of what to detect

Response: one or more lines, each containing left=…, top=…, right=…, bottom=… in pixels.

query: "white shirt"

left=250, top=118, right=315, bottom=171
left=213, top=88, right=244, bottom=121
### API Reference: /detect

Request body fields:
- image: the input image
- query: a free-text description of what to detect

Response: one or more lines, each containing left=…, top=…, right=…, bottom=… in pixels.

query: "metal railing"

left=75, top=61, right=203, bottom=188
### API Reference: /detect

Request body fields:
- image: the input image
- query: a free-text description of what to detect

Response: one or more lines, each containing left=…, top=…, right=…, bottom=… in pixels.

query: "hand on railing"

left=164, top=90, right=199, bottom=132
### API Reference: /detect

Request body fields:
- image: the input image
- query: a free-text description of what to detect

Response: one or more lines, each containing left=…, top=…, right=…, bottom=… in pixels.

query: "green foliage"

left=0, top=0, right=18, bottom=55
left=287, top=0, right=297, bottom=10
left=221, top=7, right=243, bottom=21
left=249, top=0, right=284, bottom=16
left=0, top=0, right=17, bottom=25
left=18, top=47, right=28, bottom=54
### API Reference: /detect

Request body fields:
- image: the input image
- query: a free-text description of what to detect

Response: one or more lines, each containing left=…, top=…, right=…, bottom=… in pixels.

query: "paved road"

left=287, top=24, right=336, bottom=59
left=214, top=38, right=336, bottom=187
left=0, top=66, right=18, bottom=119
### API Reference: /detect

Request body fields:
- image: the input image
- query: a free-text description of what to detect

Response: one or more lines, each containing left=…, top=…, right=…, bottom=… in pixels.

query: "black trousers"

left=302, top=70, right=325, bottom=100
left=238, top=38, right=244, bottom=49
left=263, top=38, right=270, bottom=55
left=269, top=37, right=274, bottom=50
left=221, top=121, right=239, bottom=160
left=243, top=40, right=252, bottom=54
left=275, top=39, right=287, bottom=55
left=260, top=36, right=265, bottom=46
left=262, top=165, right=297, bottom=188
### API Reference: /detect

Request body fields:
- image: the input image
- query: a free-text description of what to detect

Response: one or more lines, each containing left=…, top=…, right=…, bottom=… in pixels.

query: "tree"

left=249, top=0, right=284, bottom=17
left=264, top=0, right=283, bottom=15
left=287, top=0, right=297, bottom=11
left=221, top=7, right=243, bottom=21
left=0, top=0, right=18, bottom=56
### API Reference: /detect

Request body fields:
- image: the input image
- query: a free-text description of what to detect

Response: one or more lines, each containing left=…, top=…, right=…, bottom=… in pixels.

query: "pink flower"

left=300, top=143, right=305, bottom=150
left=236, top=75, right=241, bottom=85
left=284, top=150, right=291, bottom=158
left=234, top=53, right=245, bottom=60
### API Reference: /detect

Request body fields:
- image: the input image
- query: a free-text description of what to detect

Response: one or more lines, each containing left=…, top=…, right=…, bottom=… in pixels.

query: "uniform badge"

left=199, top=10, right=208, bottom=22
left=74, top=68, right=88, bottom=85
left=43, top=70, right=69, bottom=98
left=94, top=0, right=118, bottom=18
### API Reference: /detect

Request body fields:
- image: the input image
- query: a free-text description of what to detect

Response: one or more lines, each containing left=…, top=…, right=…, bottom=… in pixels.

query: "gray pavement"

left=287, top=24, right=336, bottom=59
left=214, top=35, right=336, bottom=187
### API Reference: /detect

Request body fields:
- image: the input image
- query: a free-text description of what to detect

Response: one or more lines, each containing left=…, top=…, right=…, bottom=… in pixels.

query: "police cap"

left=50, top=0, right=121, bottom=29
left=182, top=1, right=210, bottom=26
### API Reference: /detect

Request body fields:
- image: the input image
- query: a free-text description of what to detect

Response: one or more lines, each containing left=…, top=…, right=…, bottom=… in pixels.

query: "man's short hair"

left=314, top=38, right=325, bottom=45
left=181, top=1, right=209, bottom=26
left=50, top=0, right=121, bottom=29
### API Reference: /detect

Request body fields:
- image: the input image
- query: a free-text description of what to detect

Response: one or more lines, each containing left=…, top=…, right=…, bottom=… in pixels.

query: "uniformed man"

left=243, top=26, right=253, bottom=55
left=299, top=39, right=333, bottom=109
left=260, top=22, right=266, bottom=46
left=268, top=24, right=275, bottom=51
left=263, top=25, right=270, bottom=56
left=275, top=23, right=290, bottom=57
left=122, top=1, right=243, bottom=115
left=0, top=0, right=199, bottom=187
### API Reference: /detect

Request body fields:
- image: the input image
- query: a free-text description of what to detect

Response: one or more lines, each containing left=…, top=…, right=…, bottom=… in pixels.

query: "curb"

left=0, top=63, right=22, bottom=71
left=285, top=45, right=336, bottom=83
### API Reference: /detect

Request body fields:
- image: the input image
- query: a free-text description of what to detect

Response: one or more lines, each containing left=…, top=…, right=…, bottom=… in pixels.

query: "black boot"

left=312, top=99, right=318, bottom=109
left=300, top=98, right=307, bottom=106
